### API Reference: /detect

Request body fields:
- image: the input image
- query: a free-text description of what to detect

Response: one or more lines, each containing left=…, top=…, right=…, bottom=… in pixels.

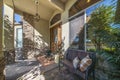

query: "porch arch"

left=50, top=13, right=61, bottom=26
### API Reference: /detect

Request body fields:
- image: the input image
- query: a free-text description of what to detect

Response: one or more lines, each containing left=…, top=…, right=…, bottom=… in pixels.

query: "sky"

left=15, top=13, right=21, bottom=22
left=86, top=0, right=118, bottom=16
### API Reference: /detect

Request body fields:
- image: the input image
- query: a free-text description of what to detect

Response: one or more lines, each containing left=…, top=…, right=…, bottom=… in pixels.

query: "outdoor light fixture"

left=34, top=0, right=40, bottom=22
left=87, top=0, right=90, bottom=3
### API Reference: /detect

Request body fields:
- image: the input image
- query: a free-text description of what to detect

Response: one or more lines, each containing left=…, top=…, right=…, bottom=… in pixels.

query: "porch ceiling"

left=4, top=0, right=68, bottom=21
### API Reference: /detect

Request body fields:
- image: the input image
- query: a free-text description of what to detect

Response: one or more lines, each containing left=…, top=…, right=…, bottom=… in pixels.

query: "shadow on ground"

left=5, top=60, right=40, bottom=80
left=44, top=67, right=82, bottom=80
left=5, top=61, right=85, bottom=80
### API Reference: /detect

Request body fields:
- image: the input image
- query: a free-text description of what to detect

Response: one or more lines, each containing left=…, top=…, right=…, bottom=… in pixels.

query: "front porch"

left=0, top=0, right=120, bottom=80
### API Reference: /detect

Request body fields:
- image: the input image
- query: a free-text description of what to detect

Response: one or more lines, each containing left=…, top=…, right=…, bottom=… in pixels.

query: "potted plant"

left=54, top=41, right=64, bottom=63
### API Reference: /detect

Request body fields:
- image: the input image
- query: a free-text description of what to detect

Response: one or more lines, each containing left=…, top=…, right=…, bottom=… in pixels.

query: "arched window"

left=50, top=13, right=61, bottom=26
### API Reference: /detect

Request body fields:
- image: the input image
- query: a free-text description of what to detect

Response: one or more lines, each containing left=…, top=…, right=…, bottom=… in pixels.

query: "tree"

left=87, top=5, right=114, bottom=51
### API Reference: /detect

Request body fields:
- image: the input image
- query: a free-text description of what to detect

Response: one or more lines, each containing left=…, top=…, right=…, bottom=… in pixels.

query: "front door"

left=50, top=24, right=62, bottom=52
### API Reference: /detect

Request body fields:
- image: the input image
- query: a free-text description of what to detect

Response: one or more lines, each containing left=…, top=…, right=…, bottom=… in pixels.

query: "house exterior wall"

left=3, top=4, right=14, bottom=51
left=22, top=13, right=50, bottom=59
left=34, top=20, right=50, bottom=46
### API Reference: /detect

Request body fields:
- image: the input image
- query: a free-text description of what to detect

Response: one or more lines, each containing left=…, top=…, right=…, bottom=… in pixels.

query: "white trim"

left=84, top=11, right=87, bottom=52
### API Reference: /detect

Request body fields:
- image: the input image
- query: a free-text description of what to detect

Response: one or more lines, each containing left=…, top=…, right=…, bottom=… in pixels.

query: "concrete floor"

left=5, top=60, right=40, bottom=80
left=44, top=67, right=81, bottom=80
left=5, top=60, right=81, bottom=80
left=5, top=60, right=88, bottom=80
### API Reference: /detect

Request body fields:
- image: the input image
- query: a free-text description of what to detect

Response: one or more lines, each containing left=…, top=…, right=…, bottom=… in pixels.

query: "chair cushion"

left=73, top=57, right=79, bottom=69
left=79, top=55, right=92, bottom=72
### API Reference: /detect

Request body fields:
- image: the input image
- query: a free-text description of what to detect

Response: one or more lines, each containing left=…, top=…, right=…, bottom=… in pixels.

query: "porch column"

left=0, top=0, right=3, bottom=57
left=0, top=0, right=5, bottom=79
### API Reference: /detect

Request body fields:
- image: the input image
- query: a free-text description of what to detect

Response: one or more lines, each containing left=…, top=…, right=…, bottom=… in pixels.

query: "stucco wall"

left=22, top=12, right=50, bottom=48
left=34, top=19, right=50, bottom=46
left=3, top=4, right=14, bottom=51
left=22, top=13, right=50, bottom=59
